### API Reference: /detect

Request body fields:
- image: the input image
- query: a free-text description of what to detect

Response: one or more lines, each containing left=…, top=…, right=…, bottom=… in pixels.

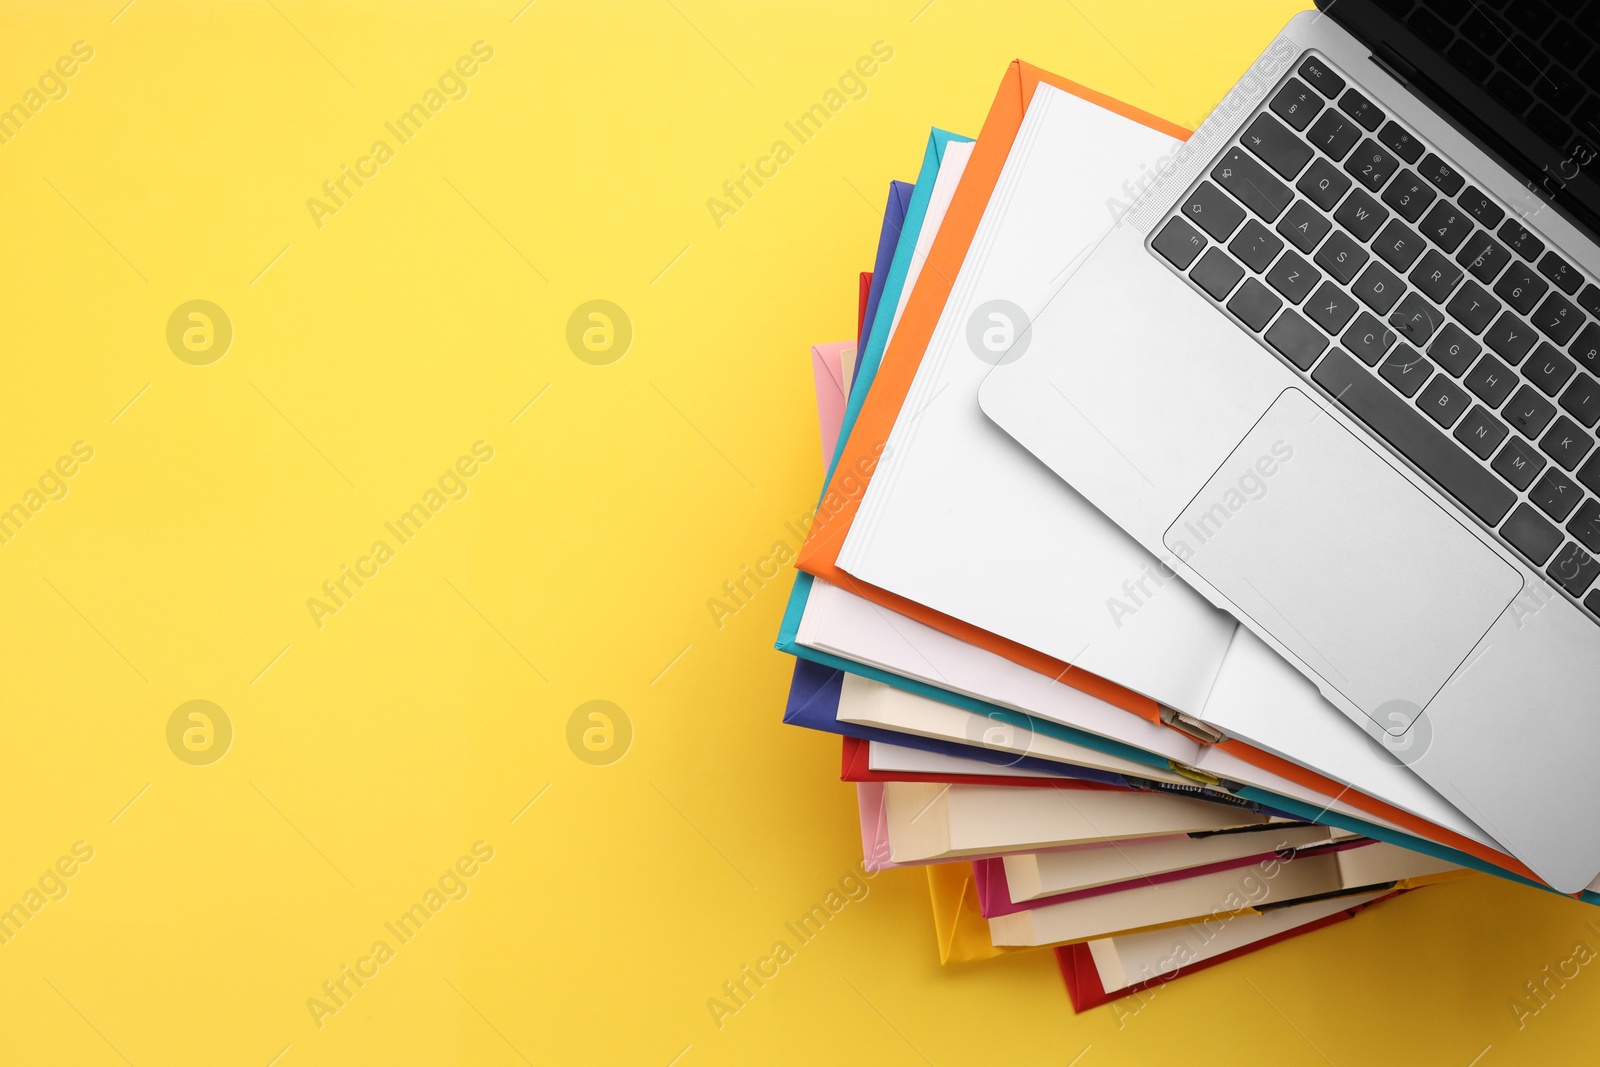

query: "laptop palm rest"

left=1163, top=388, right=1523, bottom=733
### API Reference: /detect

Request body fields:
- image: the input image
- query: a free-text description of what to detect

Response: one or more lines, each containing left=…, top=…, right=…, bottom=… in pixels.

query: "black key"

left=1410, top=8, right=1454, bottom=49
left=1532, top=467, right=1583, bottom=520
left=1570, top=322, right=1600, bottom=375
left=1499, top=218, right=1546, bottom=262
left=1449, top=39, right=1496, bottom=83
left=1343, top=311, right=1398, bottom=365
left=1213, top=148, right=1293, bottom=222
left=1549, top=541, right=1600, bottom=596
left=1306, top=280, right=1359, bottom=334
left=1494, top=261, right=1549, bottom=316
left=1539, top=414, right=1593, bottom=470
left=1587, top=588, right=1600, bottom=617
left=1311, top=348, right=1516, bottom=524
left=1154, top=217, right=1208, bottom=270
left=1420, top=201, right=1472, bottom=255
left=1507, top=384, right=1558, bottom=438
left=1275, top=201, right=1331, bottom=253
left=1419, top=374, right=1472, bottom=428
left=1299, top=56, right=1345, bottom=98
left=1486, top=312, right=1538, bottom=364
left=1191, top=247, right=1245, bottom=299
left=1339, top=88, right=1385, bottom=131
left=1296, top=158, right=1351, bottom=211
left=1465, top=352, right=1518, bottom=406
left=1266, top=249, right=1321, bottom=304
left=1527, top=342, right=1576, bottom=395
left=1456, top=230, right=1511, bottom=283
left=1502, top=503, right=1563, bottom=564
left=1307, top=110, right=1361, bottom=161
left=1270, top=78, right=1325, bottom=131
left=1409, top=250, right=1463, bottom=303
left=1373, top=219, right=1427, bottom=271
left=1488, top=72, right=1532, bottom=113
left=1181, top=181, right=1246, bottom=240
left=1446, top=281, right=1500, bottom=334
left=1333, top=188, right=1388, bottom=241
left=1264, top=308, right=1329, bottom=370
left=1390, top=291, right=1443, bottom=345
left=1457, top=186, right=1505, bottom=228
left=1228, top=220, right=1283, bottom=273
left=1228, top=278, right=1283, bottom=331
left=1380, top=170, right=1437, bottom=222
left=1315, top=230, right=1369, bottom=284
left=1578, top=284, right=1600, bottom=319
left=1494, top=436, right=1547, bottom=490
left=1240, top=113, right=1314, bottom=179
left=1538, top=251, right=1583, bottom=295
left=1344, top=139, right=1400, bottom=192
left=1567, top=499, right=1600, bottom=553
left=1580, top=449, right=1600, bottom=495
left=1530, top=291, right=1582, bottom=345
left=1454, top=405, right=1509, bottom=458
left=1377, top=120, right=1424, bottom=164
left=1560, top=373, right=1600, bottom=428
left=1428, top=323, right=1482, bottom=376
left=1351, top=261, right=1405, bottom=314
left=1381, top=344, right=1434, bottom=397
left=1418, top=153, right=1464, bottom=195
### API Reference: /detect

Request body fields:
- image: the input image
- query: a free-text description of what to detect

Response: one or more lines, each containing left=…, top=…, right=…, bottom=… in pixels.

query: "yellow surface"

left=3, top=0, right=1600, bottom=1063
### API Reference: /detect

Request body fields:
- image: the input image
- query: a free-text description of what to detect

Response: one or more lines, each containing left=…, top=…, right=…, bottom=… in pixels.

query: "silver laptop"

left=979, top=5, right=1600, bottom=893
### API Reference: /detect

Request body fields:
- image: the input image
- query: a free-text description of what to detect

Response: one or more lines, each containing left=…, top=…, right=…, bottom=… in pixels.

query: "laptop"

left=978, top=2, right=1600, bottom=894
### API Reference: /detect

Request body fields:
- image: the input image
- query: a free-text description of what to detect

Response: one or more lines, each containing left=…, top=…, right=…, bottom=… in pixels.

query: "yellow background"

left=2, top=0, right=1598, bottom=1062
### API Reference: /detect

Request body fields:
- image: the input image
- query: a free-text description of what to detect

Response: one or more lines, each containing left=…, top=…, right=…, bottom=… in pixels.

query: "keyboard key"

left=1377, top=120, right=1424, bottom=164
left=1296, top=158, right=1352, bottom=211
left=1228, top=220, right=1283, bottom=273
left=1457, top=186, right=1505, bottom=228
left=1428, top=323, right=1482, bottom=376
left=1372, top=219, right=1427, bottom=271
left=1154, top=217, right=1208, bottom=269
left=1578, top=283, right=1600, bottom=319
left=1464, top=352, right=1517, bottom=405
left=1538, top=251, right=1583, bottom=295
left=1270, top=77, right=1325, bottom=131
left=1499, top=218, right=1546, bottom=261
left=1418, top=152, right=1464, bottom=195
left=1560, top=373, right=1600, bottom=428
left=1240, top=113, right=1314, bottom=179
left=1568, top=499, right=1600, bottom=553
left=1311, top=348, right=1515, bottom=525
left=1419, top=374, right=1472, bottom=428
left=1453, top=405, right=1508, bottom=458
left=1352, top=261, right=1405, bottom=314
left=1344, top=139, right=1400, bottom=192
left=1306, top=280, right=1359, bottom=334
left=1532, top=467, right=1583, bottom=520
left=1549, top=541, right=1600, bottom=596
left=1409, top=250, right=1463, bottom=303
left=1333, top=188, right=1388, bottom=241
left=1381, top=344, right=1434, bottom=397
left=1343, top=311, right=1398, bottom=365
left=1275, top=200, right=1331, bottom=253
left=1570, top=322, right=1600, bottom=374
left=1266, top=249, right=1320, bottom=304
left=1338, top=88, right=1385, bottom=131
left=1228, top=278, right=1283, bottom=331
left=1530, top=291, right=1582, bottom=345
left=1494, top=261, right=1549, bottom=315
left=1213, top=148, right=1293, bottom=222
left=1580, top=449, right=1600, bottom=495
left=1502, top=503, right=1563, bottom=564
left=1527, top=342, right=1577, bottom=395
left=1445, top=281, right=1500, bottom=334
left=1298, top=56, right=1345, bottom=98
left=1380, top=170, right=1437, bottom=222
left=1315, top=230, right=1369, bottom=284
left=1539, top=414, right=1593, bottom=470
left=1191, top=247, right=1245, bottom=299
left=1390, top=292, right=1443, bottom=345
left=1181, top=181, right=1246, bottom=240
left=1264, top=308, right=1329, bottom=370
left=1587, top=588, right=1600, bottom=617
left=1485, top=312, right=1537, bottom=364
left=1307, top=109, right=1361, bottom=161
left=1494, top=435, right=1547, bottom=490
left=1455, top=230, right=1511, bottom=282
left=1507, top=385, right=1557, bottom=441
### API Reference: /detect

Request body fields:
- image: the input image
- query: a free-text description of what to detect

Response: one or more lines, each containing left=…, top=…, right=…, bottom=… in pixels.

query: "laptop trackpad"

left=1163, top=388, right=1522, bottom=731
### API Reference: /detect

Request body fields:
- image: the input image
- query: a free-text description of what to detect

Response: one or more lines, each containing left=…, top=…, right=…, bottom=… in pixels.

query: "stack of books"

left=775, top=58, right=1597, bottom=1012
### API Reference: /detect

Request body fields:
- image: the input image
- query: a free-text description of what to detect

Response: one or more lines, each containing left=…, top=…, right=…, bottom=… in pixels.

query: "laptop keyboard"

left=1150, top=53, right=1600, bottom=621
